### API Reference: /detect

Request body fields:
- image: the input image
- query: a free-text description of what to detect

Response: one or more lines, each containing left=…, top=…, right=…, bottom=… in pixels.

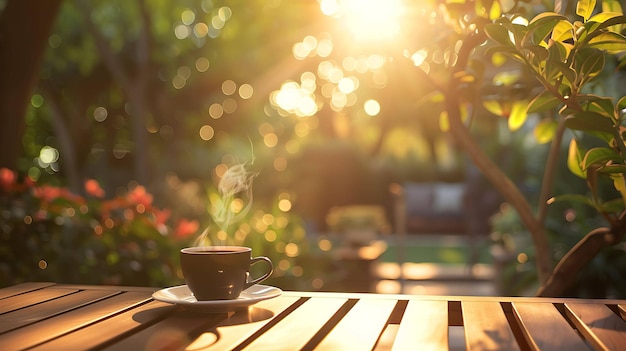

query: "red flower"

left=85, top=179, right=105, bottom=198
left=174, top=219, right=199, bottom=239
left=32, top=185, right=63, bottom=202
left=127, top=185, right=153, bottom=207
left=153, top=207, right=172, bottom=227
left=0, top=168, right=16, bottom=192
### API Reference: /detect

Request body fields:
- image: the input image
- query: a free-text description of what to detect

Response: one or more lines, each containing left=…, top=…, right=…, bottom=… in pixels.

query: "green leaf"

left=523, top=45, right=549, bottom=62
left=485, top=45, right=525, bottom=63
left=597, top=164, right=626, bottom=174
left=597, top=198, right=625, bottom=213
left=492, top=71, right=521, bottom=86
left=485, top=23, right=513, bottom=45
left=508, top=100, right=528, bottom=131
left=564, top=111, right=615, bottom=133
left=529, top=12, right=569, bottom=25
left=533, top=118, right=558, bottom=144
left=549, top=193, right=594, bottom=207
left=528, top=91, right=562, bottom=114
left=568, top=138, right=586, bottom=178
left=527, top=13, right=568, bottom=45
left=482, top=100, right=509, bottom=117
left=544, top=59, right=577, bottom=86
left=577, top=0, right=597, bottom=22
left=616, top=96, right=626, bottom=122
left=584, top=13, right=626, bottom=34
left=588, top=32, right=626, bottom=54
left=578, top=50, right=605, bottom=80
left=547, top=39, right=567, bottom=62
left=488, top=0, right=501, bottom=20
left=581, top=147, right=622, bottom=170
left=602, top=0, right=623, bottom=13
left=610, top=173, right=626, bottom=206
left=551, top=20, right=575, bottom=42
left=618, top=56, right=626, bottom=70
left=588, top=12, right=624, bottom=23
left=439, top=110, right=449, bottom=132
left=582, top=95, right=616, bottom=118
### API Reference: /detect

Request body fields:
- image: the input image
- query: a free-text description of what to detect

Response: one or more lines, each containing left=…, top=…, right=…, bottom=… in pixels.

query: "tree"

left=273, top=0, right=626, bottom=296
left=404, top=0, right=626, bottom=295
left=0, top=0, right=62, bottom=169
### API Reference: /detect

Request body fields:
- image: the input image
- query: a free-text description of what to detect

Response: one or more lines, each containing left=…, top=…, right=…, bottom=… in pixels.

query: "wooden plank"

left=314, top=298, right=397, bottom=350
left=240, top=296, right=349, bottom=351
left=177, top=295, right=301, bottom=351
left=392, top=300, right=448, bottom=351
left=0, top=289, right=119, bottom=334
left=283, top=291, right=626, bottom=306
left=462, top=301, right=520, bottom=351
left=0, top=291, right=151, bottom=350
left=0, top=282, right=56, bottom=299
left=102, top=308, right=228, bottom=351
left=618, top=305, right=626, bottom=321
left=58, top=284, right=159, bottom=292
left=0, top=287, right=78, bottom=314
left=28, top=300, right=176, bottom=350
left=512, top=302, right=590, bottom=351
left=563, top=303, right=626, bottom=351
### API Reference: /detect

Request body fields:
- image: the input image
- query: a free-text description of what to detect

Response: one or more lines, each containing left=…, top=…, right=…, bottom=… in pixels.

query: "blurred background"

left=1, top=0, right=625, bottom=298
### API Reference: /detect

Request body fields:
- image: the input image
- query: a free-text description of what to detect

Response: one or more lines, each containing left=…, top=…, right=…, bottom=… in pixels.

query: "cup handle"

left=245, top=256, right=273, bottom=289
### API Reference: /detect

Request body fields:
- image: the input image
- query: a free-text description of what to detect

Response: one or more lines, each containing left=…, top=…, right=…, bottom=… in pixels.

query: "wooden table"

left=1, top=282, right=625, bottom=350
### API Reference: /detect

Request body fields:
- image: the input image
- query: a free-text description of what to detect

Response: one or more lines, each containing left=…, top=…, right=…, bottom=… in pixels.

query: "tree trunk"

left=0, top=0, right=62, bottom=169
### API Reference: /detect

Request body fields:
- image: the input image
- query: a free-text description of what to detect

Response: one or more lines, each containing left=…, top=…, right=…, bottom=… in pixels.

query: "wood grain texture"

left=28, top=300, right=176, bottom=350
left=563, top=302, right=626, bottom=351
left=314, top=298, right=397, bottom=350
left=0, top=291, right=151, bottom=350
left=0, top=289, right=118, bottom=333
left=392, top=300, right=449, bottom=351
left=240, top=297, right=349, bottom=351
left=462, top=301, right=520, bottom=351
left=0, top=287, right=78, bottom=314
left=512, top=302, right=590, bottom=351
left=185, top=295, right=301, bottom=351
left=0, top=282, right=55, bottom=299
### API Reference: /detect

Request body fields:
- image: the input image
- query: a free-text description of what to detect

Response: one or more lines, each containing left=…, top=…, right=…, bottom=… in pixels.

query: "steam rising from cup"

left=194, top=162, right=257, bottom=247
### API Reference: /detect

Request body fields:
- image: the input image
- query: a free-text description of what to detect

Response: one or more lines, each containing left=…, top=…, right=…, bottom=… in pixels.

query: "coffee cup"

left=180, top=246, right=273, bottom=301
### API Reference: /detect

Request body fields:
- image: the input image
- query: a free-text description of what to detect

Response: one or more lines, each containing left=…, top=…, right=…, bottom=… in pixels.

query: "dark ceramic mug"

left=180, top=246, right=273, bottom=301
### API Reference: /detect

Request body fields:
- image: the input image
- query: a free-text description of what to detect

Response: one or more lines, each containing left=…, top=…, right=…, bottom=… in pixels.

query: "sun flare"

left=320, top=0, right=404, bottom=42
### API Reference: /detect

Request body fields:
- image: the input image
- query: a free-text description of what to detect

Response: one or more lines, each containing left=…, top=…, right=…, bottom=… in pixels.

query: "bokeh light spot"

left=93, top=106, right=108, bottom=122
left=181, top=10, right=195, bottom=25
left=263, top=133, right=278, bottom=148
left=31, top=94, right=44, bottom=108
left=222, top=98, right=237, bottom=113
left=199, top=125, right=215, bottom=140
left=278, top=198, right=292, bottom=212
left=239, top=84, right=254, bottom=99
left=195, top=57, right=210, bottom=72
left=285, top=243, right=299, bottom=257
left=222, top=80, right=237, bottom=95
left=274, top=157, right=287, bottom=172
left=174, top=24, right=190, bottom=39
left=209, top=103, right=224, bottom=119
left=364, top=99, right=380, bottom=116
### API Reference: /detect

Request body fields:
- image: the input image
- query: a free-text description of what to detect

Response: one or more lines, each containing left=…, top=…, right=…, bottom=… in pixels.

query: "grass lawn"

left=380, top=240, right=492, bottom=265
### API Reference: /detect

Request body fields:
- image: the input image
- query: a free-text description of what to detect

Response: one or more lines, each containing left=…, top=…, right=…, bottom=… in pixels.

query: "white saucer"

left=152, top=284, right=282, bottom=312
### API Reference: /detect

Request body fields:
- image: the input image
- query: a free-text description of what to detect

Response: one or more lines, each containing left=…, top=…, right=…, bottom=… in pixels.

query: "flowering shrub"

left=0, top=168, right=198, bottom=287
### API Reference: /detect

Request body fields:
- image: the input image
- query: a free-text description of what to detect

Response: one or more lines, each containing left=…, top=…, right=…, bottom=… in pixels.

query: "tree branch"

left=537, top=117, right=567, bottom=225
left=536, top=213, right=626, bottom=296
left=446, top=30, right=554, bottom=283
